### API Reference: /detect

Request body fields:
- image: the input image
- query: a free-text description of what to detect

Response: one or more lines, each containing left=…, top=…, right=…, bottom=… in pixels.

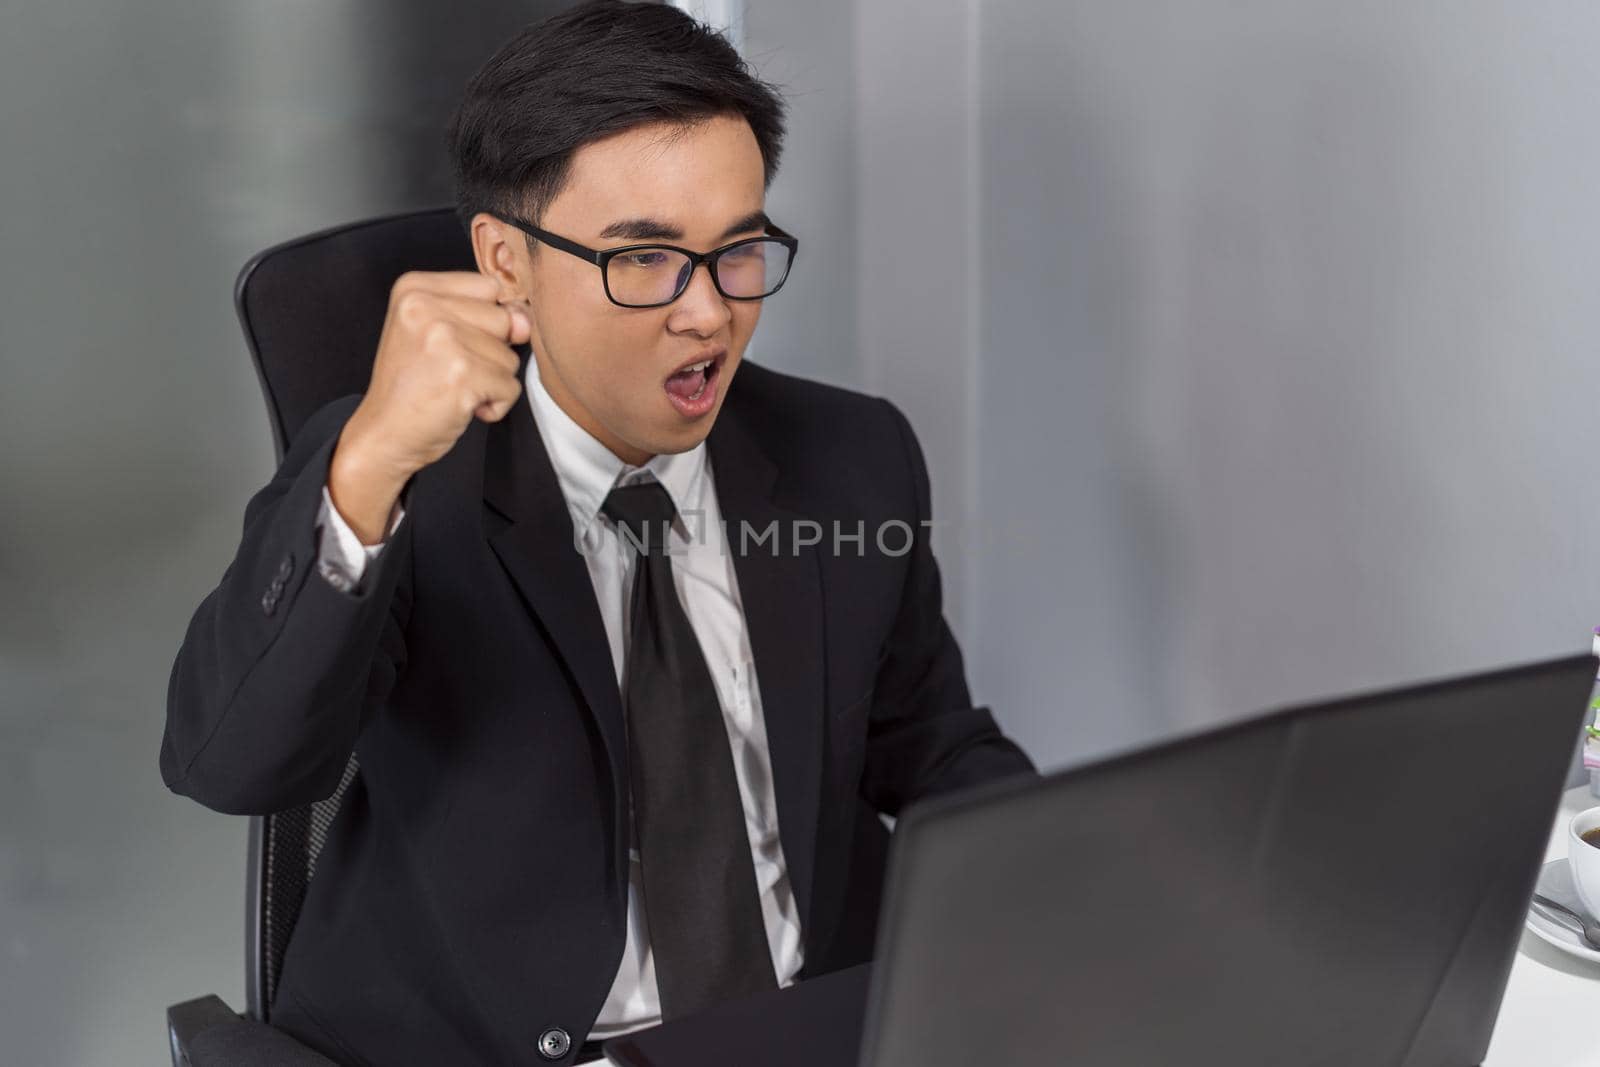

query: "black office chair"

left=164, top=206, right=476, bottom=1067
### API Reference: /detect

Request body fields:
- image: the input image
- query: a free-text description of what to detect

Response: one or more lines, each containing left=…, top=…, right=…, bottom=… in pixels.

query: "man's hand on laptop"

left=328, top=270, right=531, bottom=545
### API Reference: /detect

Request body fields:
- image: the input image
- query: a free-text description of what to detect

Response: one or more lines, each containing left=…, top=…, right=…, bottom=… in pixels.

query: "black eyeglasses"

left=490, top=211, right=799, bottom=309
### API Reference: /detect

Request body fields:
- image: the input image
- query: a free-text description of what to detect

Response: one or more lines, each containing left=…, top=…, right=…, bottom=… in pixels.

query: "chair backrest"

left=236, top=205, right=477, bottom=457
left=233, top=206, right=476, bottom=1022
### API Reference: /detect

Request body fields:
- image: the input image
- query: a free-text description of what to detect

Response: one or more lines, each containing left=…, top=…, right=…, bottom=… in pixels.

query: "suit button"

left=260, top=589, right=279, bottom=616
left=275, top=554, right=295, bottom=583
left=537, top=1027, right=571, bottom=1060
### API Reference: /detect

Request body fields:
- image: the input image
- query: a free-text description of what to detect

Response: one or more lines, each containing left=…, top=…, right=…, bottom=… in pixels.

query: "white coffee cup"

left=1567, top=805, right=1600, bottom=917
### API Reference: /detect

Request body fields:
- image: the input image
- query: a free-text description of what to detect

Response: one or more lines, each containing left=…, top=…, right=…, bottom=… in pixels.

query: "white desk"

left=1483, top=784, right=1600, bottom=1065
left=584, top=785, right=1600, bottom=1066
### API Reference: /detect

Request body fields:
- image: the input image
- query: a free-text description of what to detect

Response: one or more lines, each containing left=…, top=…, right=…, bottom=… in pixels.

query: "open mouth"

left=665, top=356, right=719, bottom=400
left=663, top=349, right=726, bottom=416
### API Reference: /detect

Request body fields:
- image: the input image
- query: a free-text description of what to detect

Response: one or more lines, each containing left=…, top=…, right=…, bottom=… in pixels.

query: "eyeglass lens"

left=605, top=239, right=792, bottom=306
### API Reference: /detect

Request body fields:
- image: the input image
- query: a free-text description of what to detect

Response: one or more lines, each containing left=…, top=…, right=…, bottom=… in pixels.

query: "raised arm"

left=159, top=395, right=415, bottom=814
left=160, top=270, right=530, bottom=814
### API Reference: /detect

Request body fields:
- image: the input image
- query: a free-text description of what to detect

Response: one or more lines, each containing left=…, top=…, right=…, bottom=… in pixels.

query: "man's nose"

left=671, top=261, right=733, bottom=327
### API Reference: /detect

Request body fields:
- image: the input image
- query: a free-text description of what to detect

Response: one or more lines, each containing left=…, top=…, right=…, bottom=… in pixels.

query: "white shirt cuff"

left=316, top=485, right=405, bottom=593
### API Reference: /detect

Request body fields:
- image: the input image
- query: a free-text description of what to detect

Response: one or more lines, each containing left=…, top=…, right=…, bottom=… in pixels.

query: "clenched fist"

left=327, top=271, right=532, bottom=545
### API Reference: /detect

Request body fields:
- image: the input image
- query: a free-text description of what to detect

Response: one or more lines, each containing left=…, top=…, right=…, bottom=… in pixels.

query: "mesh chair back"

left=236, top=206, right=476, bottom=456
left=233, top=207, right=476, bottom=1021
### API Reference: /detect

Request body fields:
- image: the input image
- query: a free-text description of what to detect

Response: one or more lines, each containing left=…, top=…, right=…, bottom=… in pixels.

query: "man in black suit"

left=161, top=2, right=1036, bottom=1063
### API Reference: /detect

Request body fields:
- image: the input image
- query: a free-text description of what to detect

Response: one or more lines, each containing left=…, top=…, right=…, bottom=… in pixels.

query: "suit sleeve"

left=159, top=394, right=414, bottom=815
left=858, top=399, right=1039, bottom=817
left=316, top=482, right=405, bottom=592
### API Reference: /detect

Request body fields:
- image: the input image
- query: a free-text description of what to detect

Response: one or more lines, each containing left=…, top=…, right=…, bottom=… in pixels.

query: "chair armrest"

left=167, top=994, right=340, bottom=1067
left=169, top=996, right=241, bottom=1066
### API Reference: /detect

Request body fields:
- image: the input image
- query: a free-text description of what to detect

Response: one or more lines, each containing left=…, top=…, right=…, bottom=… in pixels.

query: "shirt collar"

left=522, top=353, right=707, bottom=534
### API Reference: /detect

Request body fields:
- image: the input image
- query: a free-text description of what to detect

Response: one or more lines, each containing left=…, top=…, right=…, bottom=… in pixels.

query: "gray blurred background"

left=4, top=0, right=1599, bottom=1061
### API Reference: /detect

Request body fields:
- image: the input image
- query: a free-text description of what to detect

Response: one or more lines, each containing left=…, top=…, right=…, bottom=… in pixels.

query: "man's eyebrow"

left=597, top=210, right=771, bottom=244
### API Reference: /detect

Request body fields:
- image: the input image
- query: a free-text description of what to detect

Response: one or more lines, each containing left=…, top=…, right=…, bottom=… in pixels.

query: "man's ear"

left=468, top=212, right=531, bottom=302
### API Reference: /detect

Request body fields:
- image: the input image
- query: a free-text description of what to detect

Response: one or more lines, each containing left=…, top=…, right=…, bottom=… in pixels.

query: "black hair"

left=446, top=0, right=788, bottom=243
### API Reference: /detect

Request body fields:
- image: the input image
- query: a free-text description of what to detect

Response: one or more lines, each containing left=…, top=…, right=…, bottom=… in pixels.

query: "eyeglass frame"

left=488, top=210, right=800, bottom=309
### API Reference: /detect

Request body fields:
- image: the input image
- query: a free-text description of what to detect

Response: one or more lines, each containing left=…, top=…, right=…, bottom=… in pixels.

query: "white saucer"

left=1525, top=857, right=1600, bottom=964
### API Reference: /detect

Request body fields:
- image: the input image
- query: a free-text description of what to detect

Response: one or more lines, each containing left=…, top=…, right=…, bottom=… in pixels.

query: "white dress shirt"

left=313, top=361, right=806, bottom=1042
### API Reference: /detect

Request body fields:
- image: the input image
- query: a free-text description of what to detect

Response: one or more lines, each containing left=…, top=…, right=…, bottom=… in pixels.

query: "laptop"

left=602, top=652, right=1596, bottom=1067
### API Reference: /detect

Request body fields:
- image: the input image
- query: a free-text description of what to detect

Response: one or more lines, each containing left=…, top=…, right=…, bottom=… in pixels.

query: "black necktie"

left=601, top=479, right=778, bottom=1019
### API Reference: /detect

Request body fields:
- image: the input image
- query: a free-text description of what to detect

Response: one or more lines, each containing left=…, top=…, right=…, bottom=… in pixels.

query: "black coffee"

left=1581, top=827, right=1600, bottom=850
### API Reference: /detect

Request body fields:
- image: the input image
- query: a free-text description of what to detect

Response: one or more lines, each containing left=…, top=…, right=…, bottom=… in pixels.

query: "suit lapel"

left=480, top=363, right=828, bottom=944
left=481, top=382, right=630, bottom=869
left=707, top=403, right=826, bottom=938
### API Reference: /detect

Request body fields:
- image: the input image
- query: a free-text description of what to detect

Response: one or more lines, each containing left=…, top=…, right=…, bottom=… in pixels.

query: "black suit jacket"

left=161, top=358, right=1036, bottom=1066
